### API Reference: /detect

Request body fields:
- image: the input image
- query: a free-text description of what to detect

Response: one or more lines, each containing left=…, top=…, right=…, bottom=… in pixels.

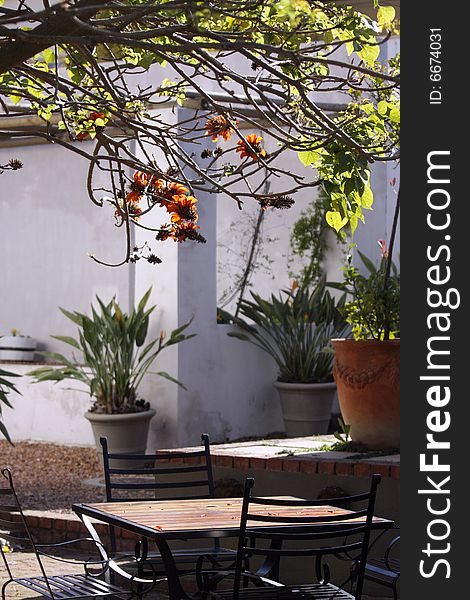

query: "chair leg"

left=1, top=580, right=12, bottom=600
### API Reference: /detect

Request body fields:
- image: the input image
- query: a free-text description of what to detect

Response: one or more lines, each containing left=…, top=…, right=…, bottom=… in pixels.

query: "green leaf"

left=42, top=48, right=55, bottom=64
left=155, top=371, right=186, bottom=389
left=59, top=307, right=83, bottom=326
left=349, top=213, right=358, bottom=234
left=377, top=100, right=388, bottom=115
left=361, top=186, right=374, bottom=210
left=135, top=319, right=149, bottom=347
left=0, top=421, right=12, bottom=445
left=137, top=288, right=152, bottom=312
left=389, top=107, right=400, bottom=123
left=357, top=250, right=377, bottom=274
left=298, top=149, right=320, bottom=167
left=377, top=6, right=396, bottom=29
left=51, top=335, right=80, bottom=349
left=358, top=44, right=380, bottom=66
left=325, top=211, right=347, bottom=232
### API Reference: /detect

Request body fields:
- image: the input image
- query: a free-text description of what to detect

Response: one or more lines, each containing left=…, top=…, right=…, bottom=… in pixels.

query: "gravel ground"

left=0, top=440, right=105, bottom=512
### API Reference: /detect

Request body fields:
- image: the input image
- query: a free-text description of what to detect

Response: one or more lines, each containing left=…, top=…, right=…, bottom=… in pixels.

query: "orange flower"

left=89, top=112, right=105, bottom=122
left=76, top=132, right=89, bottom=141
left=170, top=222, right=201, bottom=242
left=236, top=134, right=266, bottom=160
left=168, top=195, right=198, bottom=223
left=165, top=182, right=189, bottom=196
left=205, top=115, right=236, bottom=142
left=160, top=182, right=191, bottom=209
left=128, top=203, right=143, bottom=221
left=156, top=221, right=205, bottom=244
left=126, top=190, right=142, bottom=205
left=115, top=200, right=142, bottom=222
left=133, top=170, right=164, bottom=192
left=133, top=170, right=153, bottom=190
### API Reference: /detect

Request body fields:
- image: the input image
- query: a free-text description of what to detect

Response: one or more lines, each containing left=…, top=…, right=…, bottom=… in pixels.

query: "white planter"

left=0, top=336, right=37, bottom=361
left=273, top=381, right=336, bottom=437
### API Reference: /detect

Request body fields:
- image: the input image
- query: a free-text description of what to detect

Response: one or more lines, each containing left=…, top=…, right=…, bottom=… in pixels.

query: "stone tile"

left=367, top=454, right=400, bottom=464
left=213, top=446, right=286, bottom=458
left=313, top=451, right=359, bottom=461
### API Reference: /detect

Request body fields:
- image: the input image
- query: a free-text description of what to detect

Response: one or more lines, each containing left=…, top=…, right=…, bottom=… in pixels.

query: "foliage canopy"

left=0, top=1, right=399, bottom=263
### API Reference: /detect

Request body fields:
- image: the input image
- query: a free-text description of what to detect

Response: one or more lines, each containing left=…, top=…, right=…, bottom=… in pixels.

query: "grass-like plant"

left=28, top=289, right=194, bottom=414
left=228, top=278, right=347, bottom=383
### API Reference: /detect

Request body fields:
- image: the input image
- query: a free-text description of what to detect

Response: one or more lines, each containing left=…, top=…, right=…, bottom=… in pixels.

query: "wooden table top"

left=73, top=497, right=392, bottom=540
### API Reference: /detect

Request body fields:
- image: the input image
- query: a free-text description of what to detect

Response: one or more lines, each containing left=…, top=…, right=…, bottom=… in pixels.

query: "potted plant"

left=28, top=289, right=194, bottom=456
left=331, top=245, right=400, bottom=450
left=0, top=329, right=37, bottom=362
left=228, top=278, right=347, bottom=436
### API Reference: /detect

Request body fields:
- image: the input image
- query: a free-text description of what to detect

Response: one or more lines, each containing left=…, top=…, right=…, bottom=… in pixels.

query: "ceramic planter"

left=85, top=408, right=156, bottom=465
left=273, top=381, right=336, bottom=437
left=0, top=336, right=37, bottom=361
left=332, top=339, right=400, bottom=449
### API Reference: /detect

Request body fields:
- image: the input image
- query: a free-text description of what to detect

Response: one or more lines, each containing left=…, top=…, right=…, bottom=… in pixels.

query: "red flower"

left=167, top=195, right=198, bottom=223
left=126, top=190, right=142, bottom=205
left=89, top=112, right=105, bottom=122
left=378, top=239, right=389, bottom=258
left=205, top=115, right=236, bottom=142
left=236, top=134, right=266, bottom=161
left=170, top=222, right=205, bottom=243
left=133, top=170, right=164, bottom=193
left=115, top=200, right=142, bottom=222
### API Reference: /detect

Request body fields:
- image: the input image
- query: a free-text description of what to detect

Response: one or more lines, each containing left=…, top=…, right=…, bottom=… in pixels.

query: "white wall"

left=0, top=142, right=131, bottom=354
left=3, top=364, right=94, bottom=445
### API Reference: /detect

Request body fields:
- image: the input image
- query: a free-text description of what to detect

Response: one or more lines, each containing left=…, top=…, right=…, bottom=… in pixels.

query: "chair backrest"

left=100, top=433, right=215, bottom=503
left=0, top=468, right=55, bottom=597
left=233, top=474, right=382, bottom=600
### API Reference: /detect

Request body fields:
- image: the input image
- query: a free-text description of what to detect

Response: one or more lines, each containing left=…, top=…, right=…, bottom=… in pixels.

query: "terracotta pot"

left=332, top=339, right=400, bottom=449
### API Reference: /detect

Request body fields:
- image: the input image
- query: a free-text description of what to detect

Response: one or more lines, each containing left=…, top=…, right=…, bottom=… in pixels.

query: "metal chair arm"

left=36, top=537, right=111, bottom=576
left=384, top=536, right=400, bottom=573
left=35, top=537, right=108, bottom=552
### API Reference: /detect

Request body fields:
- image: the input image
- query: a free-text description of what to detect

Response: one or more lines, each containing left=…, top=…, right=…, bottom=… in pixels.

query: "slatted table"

left=73, top=497, right=393, bottom=599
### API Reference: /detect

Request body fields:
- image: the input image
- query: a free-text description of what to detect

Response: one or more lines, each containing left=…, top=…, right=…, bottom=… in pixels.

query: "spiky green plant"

left=228, top=278, right=347, bottom=383
left=28, top=289, right=194, bottom=414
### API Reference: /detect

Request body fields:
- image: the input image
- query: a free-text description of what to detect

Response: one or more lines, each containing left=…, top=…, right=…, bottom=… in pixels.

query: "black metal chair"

left=100, top=433, right=237, bottom=570
left=0, top=467, right=154, bottom=600
left=363, top=531, right=400, bottom=600
left=196, top=474, right=382, bottom=600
